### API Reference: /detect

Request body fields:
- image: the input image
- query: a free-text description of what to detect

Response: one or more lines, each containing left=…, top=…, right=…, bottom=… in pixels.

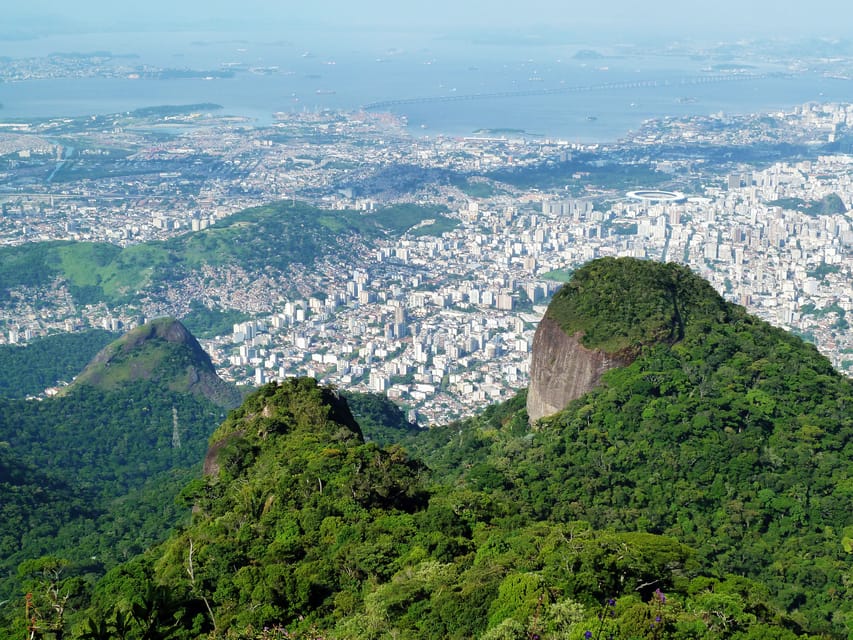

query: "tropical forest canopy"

left=0, top=329, right=117, bottom=398
left=0, top=258, right=850, bottom=640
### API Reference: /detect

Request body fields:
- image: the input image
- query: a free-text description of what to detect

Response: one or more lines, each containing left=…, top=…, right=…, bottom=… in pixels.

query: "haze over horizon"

left=4, top=0, right=853, bottom=43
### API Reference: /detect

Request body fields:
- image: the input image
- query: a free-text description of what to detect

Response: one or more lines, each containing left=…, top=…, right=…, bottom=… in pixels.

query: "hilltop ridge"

left=69, top=317, right=241, bottom=408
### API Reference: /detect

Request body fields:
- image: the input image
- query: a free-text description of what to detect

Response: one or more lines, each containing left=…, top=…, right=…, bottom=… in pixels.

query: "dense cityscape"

left=1, top=83, right=851, bottom=424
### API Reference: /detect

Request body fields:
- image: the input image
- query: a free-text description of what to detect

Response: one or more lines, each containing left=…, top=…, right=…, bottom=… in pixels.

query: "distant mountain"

left=572, top=49, right=605, bottom=60
left=68, top=317, right=241, bottom=408
left=0, top=320, right=235, bottom=608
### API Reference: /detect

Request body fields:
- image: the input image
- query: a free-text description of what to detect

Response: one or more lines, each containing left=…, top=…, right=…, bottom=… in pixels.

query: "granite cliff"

left=527, top=257, right=729, bottom=422
left=527, top=316, right=632, bottom=422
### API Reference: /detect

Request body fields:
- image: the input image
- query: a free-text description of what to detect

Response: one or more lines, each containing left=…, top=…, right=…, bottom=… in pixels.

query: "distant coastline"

left=0, top=35, right=850, bottom=141
left=129, top=103, right=223, bottom=117
left=473, top=127, right=530, bottom=135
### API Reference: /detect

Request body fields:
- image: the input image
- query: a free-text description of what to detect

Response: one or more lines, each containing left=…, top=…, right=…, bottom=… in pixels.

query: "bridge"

left=362, top=74, right=783, bottom=111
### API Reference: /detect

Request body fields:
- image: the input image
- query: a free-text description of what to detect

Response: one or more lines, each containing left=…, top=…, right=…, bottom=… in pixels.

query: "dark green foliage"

left=0, top=321, right=234, bottom=616
left=171, top=202, right=362, bottom=274
left=765, top=197, right=809, bottom=211
left=489, top=158, right=667, bottom=191
left=342, top=391, right=420, bottom=446
left=0, top=450, right=98, bottom=596
left=3, top=259, right=850, bottom=639
left=358, top=203, right=454, bottom=236
left=144, top=380, right=430, bottom=633
left=0, top=241, right=62, bottom=297
left=806, top=262, right=842, bottom=280
left=810, top=192, right=847, bottom=215
left=181, top=301, right=250, bottom=340
left=67, top=368, right=826, bottom=639
left=68, top=379, right=733, bottom=640
left=449, top=176, right=501, bottom=198
left=130, top=104, right=222, bottom=118
left=0, top=380, right=224, bottom=604
left=69, top=318, right=242, bottom=408
left=766, top=193, right=847, bottom=216
left=545, top=257, right=730, bottom=355
left=412, top=259, right=853, bottom=637
left=0, top=329, right=116, bottom=398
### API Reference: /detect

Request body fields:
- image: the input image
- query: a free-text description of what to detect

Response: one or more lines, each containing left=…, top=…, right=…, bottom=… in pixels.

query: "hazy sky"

left=6, top=0, right=853, bottom=40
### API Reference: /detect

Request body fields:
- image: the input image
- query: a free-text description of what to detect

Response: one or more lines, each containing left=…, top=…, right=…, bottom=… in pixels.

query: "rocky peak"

left=527, top=257, right=728, bottom=423
left=68, top=317, right=242, bottom=408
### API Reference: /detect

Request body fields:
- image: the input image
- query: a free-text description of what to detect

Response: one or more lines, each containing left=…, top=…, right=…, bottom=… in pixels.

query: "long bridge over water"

left=362, top=73, right=784, bottom=111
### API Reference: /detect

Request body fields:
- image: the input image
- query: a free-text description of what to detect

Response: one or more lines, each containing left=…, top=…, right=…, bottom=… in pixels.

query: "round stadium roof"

left=626, top=189, right=686, bottom=203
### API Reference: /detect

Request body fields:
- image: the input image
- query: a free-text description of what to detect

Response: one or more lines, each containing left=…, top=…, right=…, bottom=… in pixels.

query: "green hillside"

left=66, top=381, right=701, bottom=639
left=0, top=201, right=453, bottom=306
left=68, top=317, right=242, bottom=408
left=402, top=258, right=853, bottom=637
left=1, top=259, right=850, bottom=639
left=766, top=193, right=848, bottom=217
left=341, top=390, right=420, bottom=446
left=0, top=321, right=238, bottom=607
left=57, top=377, right=826, bottom=640
left=0, top=444, right=98, bottom=568
left=544, top=257, right=730, bottom=355
left=0, top=382, right=226, bottom=603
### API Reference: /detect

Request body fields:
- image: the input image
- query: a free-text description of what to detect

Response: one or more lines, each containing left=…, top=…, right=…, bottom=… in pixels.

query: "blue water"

left=0, top=29, right=850, bottom=141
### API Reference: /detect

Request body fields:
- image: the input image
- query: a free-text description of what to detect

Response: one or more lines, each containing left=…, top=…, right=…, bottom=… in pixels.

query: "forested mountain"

left=400, top=259, right=853, bottom=637
left=67, top=317, right=242, bottom=408
left=0, top=320, right=241, bottom=609
left=73, top=379, right=709, bottom=640
left=4, top=258, right=845, bottom=640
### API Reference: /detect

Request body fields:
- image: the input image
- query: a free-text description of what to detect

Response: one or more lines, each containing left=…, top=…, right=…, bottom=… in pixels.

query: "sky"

left=5, top=0, right=853, bottom=40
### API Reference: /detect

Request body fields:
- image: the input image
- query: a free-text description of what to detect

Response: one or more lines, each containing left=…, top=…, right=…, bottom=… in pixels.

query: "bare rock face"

left=526, top=317, right=632, bottom=423
left=202, top=430, right=245, bottom=477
